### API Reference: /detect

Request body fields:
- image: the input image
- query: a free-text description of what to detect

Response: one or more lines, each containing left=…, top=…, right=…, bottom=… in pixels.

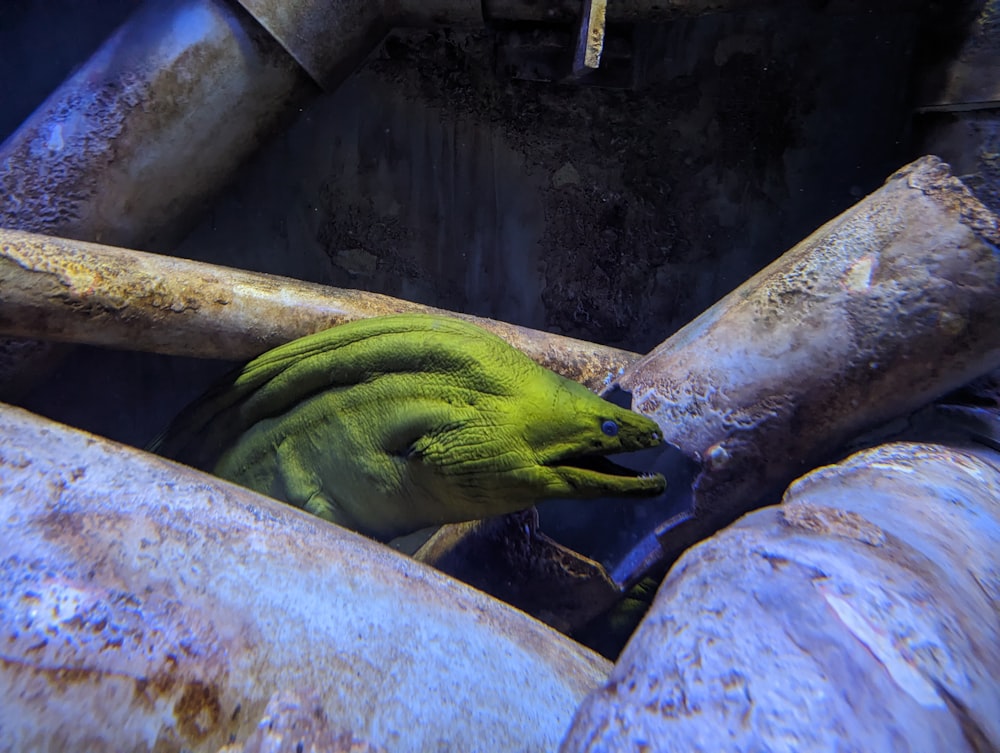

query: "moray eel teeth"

left=539, top=445, right=667, bottom=497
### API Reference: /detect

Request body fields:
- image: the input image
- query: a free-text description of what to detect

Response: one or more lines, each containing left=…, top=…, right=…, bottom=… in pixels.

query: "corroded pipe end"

left=620, top=156, right=1000, bottom=539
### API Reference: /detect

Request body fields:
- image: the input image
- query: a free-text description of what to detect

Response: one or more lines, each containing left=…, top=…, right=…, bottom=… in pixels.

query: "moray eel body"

left=150, top=314, right=666, bottom=541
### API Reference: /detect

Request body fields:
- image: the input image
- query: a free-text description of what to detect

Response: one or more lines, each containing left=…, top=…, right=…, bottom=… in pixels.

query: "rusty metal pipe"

left=0, top=0, right=317, bottom=397
left=0, top=402, right=610, bottom=753
left=232, top=0, right=484, bottom=89
left=0, top=0, right=315, bottom=251
left=0, top=227, right=639, bottom=390
left=618, top=156, right=1000, bottom=566
left=562, top=441, right=1000, bottom=750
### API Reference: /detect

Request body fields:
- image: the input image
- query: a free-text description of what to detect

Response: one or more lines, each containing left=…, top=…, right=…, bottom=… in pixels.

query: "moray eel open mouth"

left=542, top=448, right=667, bottom=497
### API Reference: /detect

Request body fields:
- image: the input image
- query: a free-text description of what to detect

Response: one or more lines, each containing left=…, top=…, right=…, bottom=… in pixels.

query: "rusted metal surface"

left=216, top=691, right=387, bottom=753
left=0, top=402, right=610, bottom=753
left=0, top=0, right=316, bottom=397
left=573, top=0, right=607, bottom=73
left=0, top=0, right=313, bottom=252
left=618, top=155, right=1000, bottom=561
left=561, top=441, right=1000, bottom=751
left=0, top=227, right=639, bottom=391
left=232, top=0, right=482, bottom=89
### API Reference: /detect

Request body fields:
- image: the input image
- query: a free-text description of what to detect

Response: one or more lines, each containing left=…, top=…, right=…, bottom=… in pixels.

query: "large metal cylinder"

left=0, top=0, right=315, bottom=251
left=618, top=155, right=1000, bottom=565
left=0, top=402, right=609, bottom=753
left=561, top=440, right=1000, bottom=751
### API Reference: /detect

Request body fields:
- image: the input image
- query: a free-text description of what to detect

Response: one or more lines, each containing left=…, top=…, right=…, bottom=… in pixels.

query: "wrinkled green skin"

left=151, top=314, right=666, bottom=541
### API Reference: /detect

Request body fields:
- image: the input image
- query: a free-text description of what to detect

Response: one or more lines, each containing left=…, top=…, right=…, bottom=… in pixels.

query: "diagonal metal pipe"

left=617, top=155, right=1000, bottom=578
left=0, top=0, right=317, bottom=398
left=0, top=227, right=638, bottom=391
left=0, top=0, right=314, bottom=251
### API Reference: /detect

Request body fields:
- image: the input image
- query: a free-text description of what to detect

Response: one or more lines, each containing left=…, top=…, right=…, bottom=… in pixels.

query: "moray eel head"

left=395, top=323, right=667, bottom=521
left=499, top=371, right=666, bottom=499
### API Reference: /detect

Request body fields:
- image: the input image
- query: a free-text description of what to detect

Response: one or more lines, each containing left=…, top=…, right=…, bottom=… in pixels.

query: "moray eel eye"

left=601, top=419, right=619, bottom=437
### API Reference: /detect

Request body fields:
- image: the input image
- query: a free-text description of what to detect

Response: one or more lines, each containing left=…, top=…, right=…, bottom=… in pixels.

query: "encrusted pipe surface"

left=561, top=441, right=1000, bottom=751
left=0, top=403, right=610, bottom=753
left=0, top=0, right=316, bottom=397
left=0, top=0, right=313, bottom=251
left=619, top=155, right=1000, bottom=553
left=0, top=228, right=639, bottom=391
left=216, top=690, right=388, bottom=752
left=232, top=0, right=483, bottom=88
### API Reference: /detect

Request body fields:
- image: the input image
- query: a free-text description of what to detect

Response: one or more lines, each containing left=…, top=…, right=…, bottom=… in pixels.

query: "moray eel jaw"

left=511, top=374, right=668, bottom=500
left=538, top=449, right=667, bottom=498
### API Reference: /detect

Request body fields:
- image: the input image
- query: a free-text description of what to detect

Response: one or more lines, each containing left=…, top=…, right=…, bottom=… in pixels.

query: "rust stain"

left=0, top=657, right=98, bottom=693
left=780, top=502, right=886, bottom=547
left=37, top=508, right=87, bottom=541
left=3, top=530, right=249, bottom=748
left=50, top=665, right=96, bottom=688
left=0, top=653, right=228, bottom=744
left=174, top=680, right=223, bottom=742
left=133, top=668, right=179, bottom=708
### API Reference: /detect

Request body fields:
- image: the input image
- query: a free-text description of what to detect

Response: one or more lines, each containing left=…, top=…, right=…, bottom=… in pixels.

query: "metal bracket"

left=573, top=0, right=608, bottom=75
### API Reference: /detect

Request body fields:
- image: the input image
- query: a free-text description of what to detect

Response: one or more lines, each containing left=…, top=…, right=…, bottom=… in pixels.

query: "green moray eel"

left=149, top=314, right=666, bottom=541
